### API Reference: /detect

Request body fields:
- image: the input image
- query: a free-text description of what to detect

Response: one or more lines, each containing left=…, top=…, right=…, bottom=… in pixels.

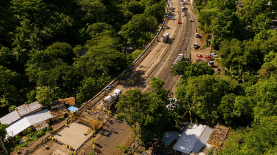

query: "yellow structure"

left=69, top=112, right=103, bottom=135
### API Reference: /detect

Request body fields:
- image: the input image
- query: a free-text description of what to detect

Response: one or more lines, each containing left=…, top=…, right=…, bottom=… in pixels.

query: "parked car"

left=208, top=61, right=214, bottom=66
left=183, top=12, right=186, bottom=16
left=195, top=33, right=199, bottom=38
left=205, top=55, right=213, bottom=61
left=189, top=19, right=193, bottom=22
left=193, top=43, right=198, bottom=49
left=209, top=52, right=217, bottom=58
left=196, top=54, right=203, bottom=58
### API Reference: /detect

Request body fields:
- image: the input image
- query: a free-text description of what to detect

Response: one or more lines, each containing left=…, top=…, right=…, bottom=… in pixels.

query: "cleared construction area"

left=54, top=122, right=91, bottom=150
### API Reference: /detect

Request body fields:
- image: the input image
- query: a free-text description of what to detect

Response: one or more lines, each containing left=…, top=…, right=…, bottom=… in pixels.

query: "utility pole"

left=0, top=137, right=8, bottom=155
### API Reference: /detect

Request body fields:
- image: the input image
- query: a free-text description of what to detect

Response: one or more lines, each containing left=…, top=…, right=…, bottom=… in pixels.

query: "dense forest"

left=0, top=0, right=166, bottom=116
left=115, top=0, right=277, bottom=154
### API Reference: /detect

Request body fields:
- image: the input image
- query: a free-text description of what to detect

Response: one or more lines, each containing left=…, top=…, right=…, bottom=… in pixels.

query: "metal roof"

left=173, top=123, right=206, bottom=154
left=16, top=104, right=32, bottom=116
left=33, top=120, right=49, bottom=131
left=161, top=131, right=179, bottom=145
left=0, top=110, right=21, bottom=125
left=6, top=109, right=53, bottom=138
left=59, top=97, right=75, bottom=105
left=28, top=101, right=42, bottom=111
left=191, top=126, right=213, bottom=153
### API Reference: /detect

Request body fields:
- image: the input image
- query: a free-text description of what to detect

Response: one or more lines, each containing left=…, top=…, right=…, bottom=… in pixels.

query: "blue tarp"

left=68, top=106, right=79, bottom=112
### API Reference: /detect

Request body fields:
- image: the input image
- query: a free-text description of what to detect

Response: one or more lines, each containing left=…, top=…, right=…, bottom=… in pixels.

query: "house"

left=173, top=123, right=213, bottom=154
left=5, top=109, right=53, bottom=139
left=0, top=101, right=43, bottom=125
left=49, top=100, right=68, bottom=118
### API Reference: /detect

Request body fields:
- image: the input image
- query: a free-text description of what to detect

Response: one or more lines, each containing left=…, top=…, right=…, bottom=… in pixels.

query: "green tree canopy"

left=36, top=87, right=55, bottom=105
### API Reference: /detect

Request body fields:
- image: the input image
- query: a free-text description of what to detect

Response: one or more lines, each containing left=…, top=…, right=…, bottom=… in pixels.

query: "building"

left=49, top=100, right=68, bottom=118
left=5, top=109, right=53, bottom=139
left=0, top=101, right=43, bottom=125
left=173, top=123, right=213, bottom=154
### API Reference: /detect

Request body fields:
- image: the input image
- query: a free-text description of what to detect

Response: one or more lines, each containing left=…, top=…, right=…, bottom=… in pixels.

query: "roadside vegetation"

left=115, top=0, right=277, bottom=154
left=0, top=0, right=167, bottom=116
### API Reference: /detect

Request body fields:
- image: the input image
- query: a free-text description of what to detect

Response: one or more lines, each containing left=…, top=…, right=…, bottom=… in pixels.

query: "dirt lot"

left=32, top=140, right=71, bottom=155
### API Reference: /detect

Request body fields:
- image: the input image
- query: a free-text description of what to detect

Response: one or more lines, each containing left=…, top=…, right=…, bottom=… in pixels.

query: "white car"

left=208, top=61, right=214, bottom=66
left=189, top=19, right=193, bottom=22
left=183, top=12, right=186, bottom=16
left=195, top=33, right=199, bottom=37
left=209, top=52, right=217, bottom=58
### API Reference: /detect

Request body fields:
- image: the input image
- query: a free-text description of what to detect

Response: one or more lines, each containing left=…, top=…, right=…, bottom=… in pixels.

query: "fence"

left=78, top=0, right=171, bottom=113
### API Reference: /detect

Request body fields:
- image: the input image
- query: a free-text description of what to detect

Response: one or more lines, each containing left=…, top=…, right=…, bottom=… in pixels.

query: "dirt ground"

left=31, top=140, right=71, bottom=155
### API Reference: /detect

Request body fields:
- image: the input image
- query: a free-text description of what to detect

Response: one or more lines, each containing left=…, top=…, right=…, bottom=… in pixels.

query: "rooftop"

left=0, top=111, right=21, bottom=125
left=6, top=109, right=53, bottom=138
left=59, top=97, right=75, bottom=105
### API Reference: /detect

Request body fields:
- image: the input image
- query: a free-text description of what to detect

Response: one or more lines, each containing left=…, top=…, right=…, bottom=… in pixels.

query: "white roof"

left=6, top=109, right=53, bottom=138
left=0, top=110, right=21, bottom=125
left=173, top=123, right=206, bottom=154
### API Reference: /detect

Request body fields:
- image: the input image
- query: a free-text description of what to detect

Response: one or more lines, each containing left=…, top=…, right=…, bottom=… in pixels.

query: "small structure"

left=207, top=125, right=229, bottom=148
left=59, top=97, right=75, bottom=106
left=161, top=131, right=179, bottom=146
left=0, top=101, right=43, bottom=125
left=5, top=109, right=53, bottom=139
left=49, top=100, right=68, bottom=118
left=68, top=106, right=79, bottom=113
left=173, top=123, right=213, bottom=154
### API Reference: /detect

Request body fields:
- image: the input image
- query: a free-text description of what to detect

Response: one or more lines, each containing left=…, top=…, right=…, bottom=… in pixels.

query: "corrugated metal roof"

left=59, top=97, right=75, bottom=105
left=5, top=109, right=53, bottom=138
left=16, top=104, right=32, bottom=116
left=6, top=117, right=31, bottom=138
left=191, top=126, right=213, bottom=153
left=33, top=120, right=49, bottom=131
left=161, top=131, right=179, bottom=145
left=0, top=111, right=21, bottom=125
left=28, top=101, right=42, bottom=111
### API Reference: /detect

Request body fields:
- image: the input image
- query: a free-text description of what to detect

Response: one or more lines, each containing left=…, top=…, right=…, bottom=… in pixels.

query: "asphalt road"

left=142, top=2, right=195, bottom=92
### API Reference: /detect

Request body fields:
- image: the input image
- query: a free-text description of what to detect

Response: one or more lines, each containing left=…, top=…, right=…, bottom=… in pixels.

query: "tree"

left=46, top=42, right=75, bottom=65
left=176, top=75, right=242, bottom=124
left=0, top=66, right=20, bottom=108
left=116, top=77, right=170, bottom=144
left=218, top=116, right=277, bottom=155
left=36, top=87, right=55, bottom=105
left=171, top=61, right=214, bottom=77
left=0, top=123, right=8, bottom=141
left=76, top=77, right=99, bottom=104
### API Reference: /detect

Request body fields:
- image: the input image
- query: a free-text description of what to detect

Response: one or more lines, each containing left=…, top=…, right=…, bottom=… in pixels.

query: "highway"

left=76, top=0, right=197, bottom=154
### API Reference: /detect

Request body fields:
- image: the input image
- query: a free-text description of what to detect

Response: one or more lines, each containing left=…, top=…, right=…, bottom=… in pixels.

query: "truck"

left=162, top=33, right=170, bottom=42
left=173, top=54, right=184, bottom=65
left=101, top=89, right=122, bottom=107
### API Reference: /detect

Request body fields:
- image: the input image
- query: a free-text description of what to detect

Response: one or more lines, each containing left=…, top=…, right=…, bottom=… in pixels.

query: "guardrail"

left=78, top=0, right=171, bottom=113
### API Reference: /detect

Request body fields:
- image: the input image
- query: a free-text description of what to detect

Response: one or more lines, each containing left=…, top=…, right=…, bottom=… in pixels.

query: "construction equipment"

left=162, top=33, right=170, bottom=42
left=101, top=89, right=122, bottom=107
left=69, top=112, right=103, bottom=135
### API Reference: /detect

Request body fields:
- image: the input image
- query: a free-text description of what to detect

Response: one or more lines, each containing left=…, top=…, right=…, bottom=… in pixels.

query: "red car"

left=178, top=20, right=181, bottom=24
left=196, top=54, right=203, bottom=58
left=205, top=55, right=213, bottom=61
